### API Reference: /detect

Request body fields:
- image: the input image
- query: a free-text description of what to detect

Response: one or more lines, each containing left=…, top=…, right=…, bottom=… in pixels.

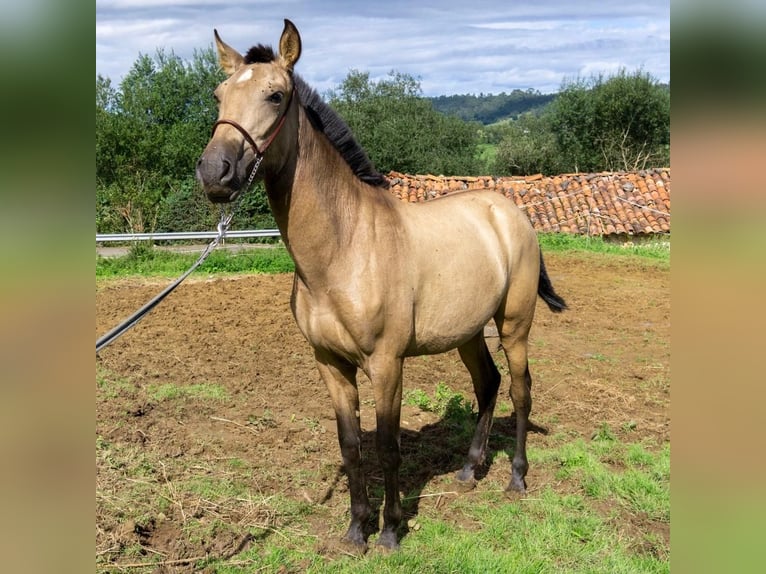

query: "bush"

left=493, top=113, right=565, bottom=176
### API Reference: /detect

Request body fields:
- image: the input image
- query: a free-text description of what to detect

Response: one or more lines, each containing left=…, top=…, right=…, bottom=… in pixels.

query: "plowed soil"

left=96, top=251, right=669, bottom=569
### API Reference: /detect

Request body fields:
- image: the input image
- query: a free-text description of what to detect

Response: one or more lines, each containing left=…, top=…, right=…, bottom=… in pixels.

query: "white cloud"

left=471, top=21, right=561, bottom=31
left=96, top=1, right=669, bottom=96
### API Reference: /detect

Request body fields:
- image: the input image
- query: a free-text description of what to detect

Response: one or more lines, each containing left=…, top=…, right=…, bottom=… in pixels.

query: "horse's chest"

left=291, top=288, right=380, bottom=360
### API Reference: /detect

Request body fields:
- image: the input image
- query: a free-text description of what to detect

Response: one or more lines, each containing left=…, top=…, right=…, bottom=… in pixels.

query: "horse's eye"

left=268, top=92, right=284, bottom=104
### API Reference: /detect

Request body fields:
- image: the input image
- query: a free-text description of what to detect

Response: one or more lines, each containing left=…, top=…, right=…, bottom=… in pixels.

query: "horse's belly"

left=408, top=295, right=498, bottom=355
left=406, top=327, right=484, bottom=356
left=407, top=251, right=507, bottom=354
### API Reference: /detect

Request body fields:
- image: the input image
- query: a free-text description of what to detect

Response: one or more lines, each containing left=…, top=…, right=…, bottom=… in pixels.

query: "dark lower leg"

left=507, top=366, right=532, bottom=494
left=376, top=417, right=402, bottom=549
left=336, top=412, right=371, bottom=546
left=369, top=357, right=404, bottom=550
left=315, top=354, right=371, bottom=549
left=456, top=335, right=501, bottom=486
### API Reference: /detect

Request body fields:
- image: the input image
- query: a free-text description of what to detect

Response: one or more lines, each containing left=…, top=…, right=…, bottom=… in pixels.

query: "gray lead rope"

left=96, top=158, right=263, bottom=355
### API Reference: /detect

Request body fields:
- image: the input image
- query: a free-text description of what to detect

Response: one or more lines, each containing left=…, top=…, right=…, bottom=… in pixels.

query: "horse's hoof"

left=503, top=488, right=526, bottom=501
left=504, top=477, right=527, bottom=499
left=339, top=536, right=368, bottom=556
left=375, top=529, right=400, bottom=551
left=454, top=470, right=477, bottom=492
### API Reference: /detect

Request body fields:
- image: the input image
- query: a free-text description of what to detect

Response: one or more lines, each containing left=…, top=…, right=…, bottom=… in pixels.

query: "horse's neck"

left=265, top=110, right=387, bottom=278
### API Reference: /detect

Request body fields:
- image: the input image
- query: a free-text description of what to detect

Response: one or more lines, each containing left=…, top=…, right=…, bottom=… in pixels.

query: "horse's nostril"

left=220, top=159, right=233, bottom=184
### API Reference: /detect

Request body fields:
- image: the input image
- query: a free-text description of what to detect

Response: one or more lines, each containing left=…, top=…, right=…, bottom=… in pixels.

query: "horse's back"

left=402, top=189, right=538, bottom=275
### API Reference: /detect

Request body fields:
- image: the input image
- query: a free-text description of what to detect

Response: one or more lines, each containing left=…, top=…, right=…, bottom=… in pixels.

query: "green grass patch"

left=96, top=233, right=668, bottom=280
left=404, top=382, right=473, bottom=421
left=97, top=418, right=669, bottom=573
left=96, top=245, right=294, bottom=278
left=96, top=366, right=134, bottom=398
left=537, top=429, right=670, bottom=524
left=185, top=475, right=252, bottom=500
left=198, top=476, right=668, bottom=573
left=538, top=233, right=669, bottom=264
left=475, top=142, right=498, bottom=166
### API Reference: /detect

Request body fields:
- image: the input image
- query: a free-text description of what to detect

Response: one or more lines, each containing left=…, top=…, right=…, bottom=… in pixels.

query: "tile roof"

left=386, top=169, right=671, bottom=237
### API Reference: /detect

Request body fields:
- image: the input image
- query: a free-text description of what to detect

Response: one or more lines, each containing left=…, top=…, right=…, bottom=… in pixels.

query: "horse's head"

left=196, top=19, right=302, bottom=203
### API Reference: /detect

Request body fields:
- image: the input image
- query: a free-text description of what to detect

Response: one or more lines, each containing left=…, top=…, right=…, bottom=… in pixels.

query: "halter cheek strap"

left=211, top=88, right=293, bottom=156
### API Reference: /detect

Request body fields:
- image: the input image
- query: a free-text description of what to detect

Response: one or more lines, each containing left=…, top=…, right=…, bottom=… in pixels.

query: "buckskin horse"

left=196, top=19, right=567, bottom=552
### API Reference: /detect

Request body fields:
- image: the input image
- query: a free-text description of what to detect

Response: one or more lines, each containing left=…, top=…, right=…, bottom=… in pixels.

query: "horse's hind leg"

left=455, top=332, right=502, bottom=489
left=498, top=319, right=534, bottom=495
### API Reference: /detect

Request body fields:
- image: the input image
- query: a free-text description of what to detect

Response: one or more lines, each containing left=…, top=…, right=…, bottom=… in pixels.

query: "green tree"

left=96, top=48, right=229, bottom=233
left=493, top=112, right=565, bottom=176
left=327, top=70, right=482, bottom=175
left=548, top=69, right=669, bottom=172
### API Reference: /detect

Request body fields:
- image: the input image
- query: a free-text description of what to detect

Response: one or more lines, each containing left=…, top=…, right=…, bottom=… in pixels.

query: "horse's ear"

left=214, top=30, right=244, bottom=75
left=278, top=19, right=301, bottom=71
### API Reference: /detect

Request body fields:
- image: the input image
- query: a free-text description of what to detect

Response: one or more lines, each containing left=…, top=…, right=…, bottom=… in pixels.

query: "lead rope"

left=96, top=157, right=262, bottom=354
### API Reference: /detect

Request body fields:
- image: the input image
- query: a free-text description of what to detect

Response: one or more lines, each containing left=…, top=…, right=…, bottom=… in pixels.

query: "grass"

left=97, top=378, right=669, bottom=573
left=96, top=366, right=133, bottom=398
left=475, top=143, right=498, bottom=166
left=97, top=429, right=669, bottom=573
left=96, top=233, right=668, bottom=279
left=404, top=381, right=473, bottom=420
left=96, top=244, right=295, bottom=278
left=537, top=232, right=670, bottom=264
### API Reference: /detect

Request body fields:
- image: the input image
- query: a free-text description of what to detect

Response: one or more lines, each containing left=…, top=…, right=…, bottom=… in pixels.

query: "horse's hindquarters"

left=402, top=193, right=538, bottom=355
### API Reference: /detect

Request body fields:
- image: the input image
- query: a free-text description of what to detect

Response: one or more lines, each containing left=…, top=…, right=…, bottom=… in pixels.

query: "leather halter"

left=210, top=87, right=293, bottom=157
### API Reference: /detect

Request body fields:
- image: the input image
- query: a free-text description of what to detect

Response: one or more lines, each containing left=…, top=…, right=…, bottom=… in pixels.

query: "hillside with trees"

left=492, top=71, right=670, bottom=175
left=430, top=90, right=556, bottom=124
left=96, top=47, right=669, bottom=234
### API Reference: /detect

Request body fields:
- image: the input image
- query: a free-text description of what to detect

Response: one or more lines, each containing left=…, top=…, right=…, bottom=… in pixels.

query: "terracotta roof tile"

left=385, top=169, right=671, bottom=237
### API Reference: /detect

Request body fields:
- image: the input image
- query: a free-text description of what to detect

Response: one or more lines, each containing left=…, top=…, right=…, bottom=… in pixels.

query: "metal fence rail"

left=96, top=230, right=281, bottom=242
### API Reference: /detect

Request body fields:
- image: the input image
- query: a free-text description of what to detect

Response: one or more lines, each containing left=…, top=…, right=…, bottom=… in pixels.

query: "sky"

left=96, top=0, right=670, bottom=97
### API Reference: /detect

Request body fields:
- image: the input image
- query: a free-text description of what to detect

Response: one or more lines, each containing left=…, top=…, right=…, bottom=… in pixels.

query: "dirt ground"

left=96, top=251, right=669, bottom=568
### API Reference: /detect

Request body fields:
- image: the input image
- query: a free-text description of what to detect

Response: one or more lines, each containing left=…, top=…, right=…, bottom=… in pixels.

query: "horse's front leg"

left=367, top=354, right=404, bottom=550
left=315, top=350, right=371, bottom=553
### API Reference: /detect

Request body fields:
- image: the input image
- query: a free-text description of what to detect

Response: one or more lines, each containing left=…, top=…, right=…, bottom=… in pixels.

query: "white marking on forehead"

left=236, top=69, right=253, bottom=83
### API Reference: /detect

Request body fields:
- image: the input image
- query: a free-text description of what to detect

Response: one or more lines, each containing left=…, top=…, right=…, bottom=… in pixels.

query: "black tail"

left=538, top=252, right=567, bottom=313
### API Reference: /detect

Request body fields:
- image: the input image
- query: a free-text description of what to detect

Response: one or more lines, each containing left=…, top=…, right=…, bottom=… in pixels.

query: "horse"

left=196, top=19, right=567, bottom=553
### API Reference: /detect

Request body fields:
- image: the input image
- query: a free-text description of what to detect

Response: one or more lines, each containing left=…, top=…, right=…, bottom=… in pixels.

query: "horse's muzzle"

left=204, top=187, right=240, bottom=204
left=196, top=147, right=244, bottom=203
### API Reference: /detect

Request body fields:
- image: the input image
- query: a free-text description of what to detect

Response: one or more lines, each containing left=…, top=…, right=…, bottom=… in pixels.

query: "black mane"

left=244, top=45, right=389, bottom=188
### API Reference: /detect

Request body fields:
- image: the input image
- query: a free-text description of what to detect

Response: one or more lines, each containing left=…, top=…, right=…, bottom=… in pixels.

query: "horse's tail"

left=538, top=251, right=568, bottom=313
